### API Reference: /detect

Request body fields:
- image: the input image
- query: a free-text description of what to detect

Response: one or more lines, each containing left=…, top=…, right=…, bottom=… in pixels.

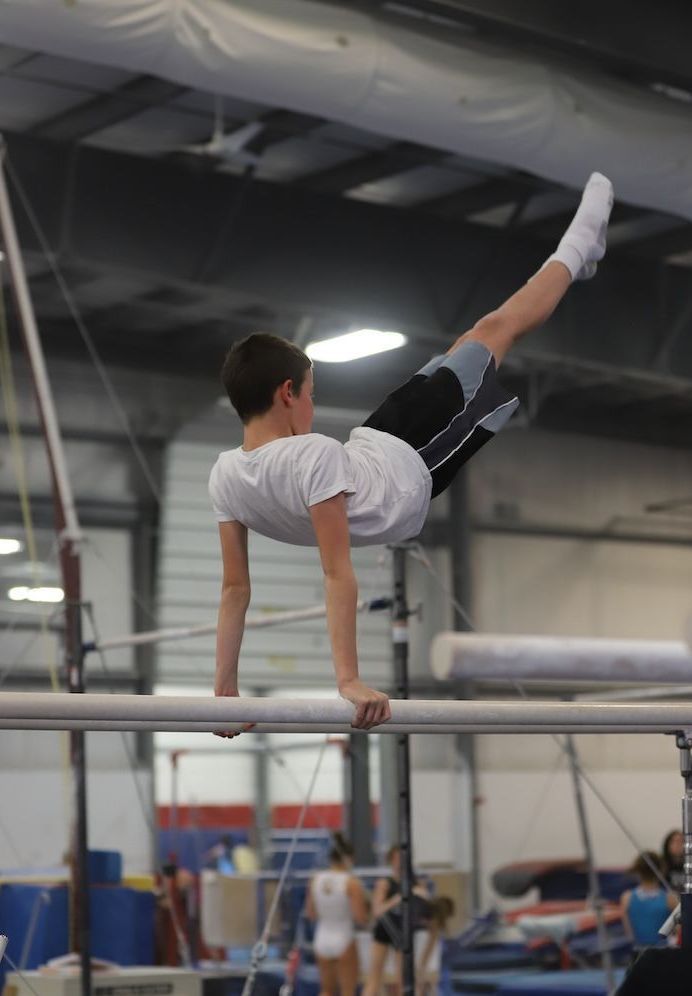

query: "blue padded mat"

left=496, top=969, right=626, bottom=994
left=451, top=969, right=541, bottom=994
left=448, top=943, right=542, bottom=971
left=0, top=881, right=155, bottom=991
left=452, top=970, right=626, bottom=996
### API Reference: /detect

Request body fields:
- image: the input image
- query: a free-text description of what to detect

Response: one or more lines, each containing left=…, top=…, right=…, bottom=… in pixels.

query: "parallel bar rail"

left=3, top=693, right=692, bottom=734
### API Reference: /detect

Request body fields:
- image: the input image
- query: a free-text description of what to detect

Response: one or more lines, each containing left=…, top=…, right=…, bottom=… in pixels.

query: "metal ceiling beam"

left=0, top=492, right=147, bottom=529
left=419, top=174, right=548, bottom=219
left=30, top=75, right=187, bottom=143
left=4, top=130, right=692, bottom=420
left=251, top=109, right=325, bottom=151
left=521, top=203, right=647, bottom=241
left=301, top=141, right=449, bottom=194
left=625, top=223, right=692, bottom=260
left=379, top=1, right=692, bottom=94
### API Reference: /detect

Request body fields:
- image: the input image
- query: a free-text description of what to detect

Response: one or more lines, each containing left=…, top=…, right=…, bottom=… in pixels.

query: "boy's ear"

left=277, top=378, right=295, bottom=407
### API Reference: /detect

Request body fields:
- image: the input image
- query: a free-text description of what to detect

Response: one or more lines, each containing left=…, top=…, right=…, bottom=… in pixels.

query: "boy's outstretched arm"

left=215, top=520, right=251, bottom=697
left=309, top=493, right=391, bottom=730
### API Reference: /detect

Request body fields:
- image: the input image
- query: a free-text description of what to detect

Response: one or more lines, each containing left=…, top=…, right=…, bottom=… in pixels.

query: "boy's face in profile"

left=292, top=367, right=315, bottom=435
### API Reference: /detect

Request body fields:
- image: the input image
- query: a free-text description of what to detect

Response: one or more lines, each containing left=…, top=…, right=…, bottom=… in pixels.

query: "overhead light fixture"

left=8, top=585, right=64, bottom=604
left=0, top=538, right=22, bottom=555
left=306, top=328, right=407, bottom=363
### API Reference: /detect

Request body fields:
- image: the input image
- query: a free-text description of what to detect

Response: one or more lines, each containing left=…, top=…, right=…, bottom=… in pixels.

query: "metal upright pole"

left=254, top=732, right=271, bottom=868
left=347, top=735, right=375, bottom=865
left=0, top=137, right=91, bottom=996
left=392, top=546, right=415, bottom=996
left=564, top=735, right=615, bottom=993
left=448, top=471, right=481, bottom=910
left=677, top=732, right=692, bottom=948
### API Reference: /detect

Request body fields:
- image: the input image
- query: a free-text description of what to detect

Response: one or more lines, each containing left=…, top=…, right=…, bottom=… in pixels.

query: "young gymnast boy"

left=209, top=172, right=614, bottom=730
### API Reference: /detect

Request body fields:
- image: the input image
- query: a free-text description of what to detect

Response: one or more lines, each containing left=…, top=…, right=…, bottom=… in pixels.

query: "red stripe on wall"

left=272, top=803, right=344, bottom=829
left=272, top=803, right=379, bottom=829
left=158, top=804, right=255, bottom=829
left=157, top=802, right=379, bottom=830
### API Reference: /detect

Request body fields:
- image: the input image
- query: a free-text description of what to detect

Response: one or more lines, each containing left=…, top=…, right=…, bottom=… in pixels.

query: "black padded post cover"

left=616, top=948, right=692, bottom=995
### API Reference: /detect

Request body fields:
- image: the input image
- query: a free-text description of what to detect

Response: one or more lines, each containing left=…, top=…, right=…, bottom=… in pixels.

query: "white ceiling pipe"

left=2, top=691, right=692, bottom=734
left=3, top=1, right=692, bottom=220
left=430, top=632, right=692, bottom=684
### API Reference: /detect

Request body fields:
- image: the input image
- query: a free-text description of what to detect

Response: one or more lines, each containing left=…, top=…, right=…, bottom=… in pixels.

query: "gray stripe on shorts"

left=416, top=344, right=493, bottom=461
left=441, top=340, right=493, bottom=399
left=479, top=396, right=520, bottom=433
left=428, top=397, right=519, bottom=473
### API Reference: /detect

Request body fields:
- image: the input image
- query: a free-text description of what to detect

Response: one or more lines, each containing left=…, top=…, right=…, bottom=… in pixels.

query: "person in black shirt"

left=362, top=845, right=431, bottom=996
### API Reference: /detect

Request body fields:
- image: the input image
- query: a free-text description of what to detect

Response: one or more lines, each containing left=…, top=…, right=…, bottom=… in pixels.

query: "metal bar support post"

left=67, top=604, right=90, bottom=991
left=392, top=546, right=415, bottom=996
left=677, top=731, right=692, bottom=948
left=347, top=735, right=375, bottom=865
left=564, top=735, right=615, bottom=992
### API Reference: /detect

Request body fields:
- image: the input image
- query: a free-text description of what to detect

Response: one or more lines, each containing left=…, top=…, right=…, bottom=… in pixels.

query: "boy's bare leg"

left=449, top=262, right=571, bottom=366
left=449, top=171, right=614, bottom=367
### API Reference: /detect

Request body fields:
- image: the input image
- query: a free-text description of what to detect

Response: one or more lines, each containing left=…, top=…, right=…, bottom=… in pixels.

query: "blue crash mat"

left=496, top=969, right=626, bottom=994
left=452, top=969, right=626, bottom=996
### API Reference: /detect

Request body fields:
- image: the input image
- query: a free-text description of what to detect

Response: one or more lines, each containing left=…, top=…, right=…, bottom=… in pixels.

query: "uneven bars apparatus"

left=431, top=629, right=692, bottom=953
left=431, top=631, right=692, bottom=683
left=5, top=692, right=692, bottom=734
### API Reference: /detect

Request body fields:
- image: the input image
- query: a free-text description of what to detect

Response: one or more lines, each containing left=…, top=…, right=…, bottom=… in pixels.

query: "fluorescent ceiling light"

left=0, top=538, right=22, bottom=555
left=306, top=328, right=407, bottom=363
left=8, top=585, right=64, bottom=604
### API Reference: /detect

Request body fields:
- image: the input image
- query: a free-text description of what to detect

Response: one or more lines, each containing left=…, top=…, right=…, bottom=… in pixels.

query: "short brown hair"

left=221, top=333, right=312, bottom=423
left=630, top=851, right=662, bottom=881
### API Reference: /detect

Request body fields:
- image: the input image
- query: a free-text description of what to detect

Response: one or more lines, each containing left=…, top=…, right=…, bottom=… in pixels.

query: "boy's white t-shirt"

left=208, top=427, right=432, bottom=547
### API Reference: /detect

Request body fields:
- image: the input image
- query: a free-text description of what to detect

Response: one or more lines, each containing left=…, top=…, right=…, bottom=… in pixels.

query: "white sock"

left=546, top=172, right=614, bottom=281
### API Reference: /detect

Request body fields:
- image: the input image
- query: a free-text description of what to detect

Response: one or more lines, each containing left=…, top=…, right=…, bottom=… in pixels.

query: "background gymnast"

left=620, top=851, right=677, bottom=953
left=306, top=832, right=369, bottom=996
left=210, top=172, right=614, bottom=728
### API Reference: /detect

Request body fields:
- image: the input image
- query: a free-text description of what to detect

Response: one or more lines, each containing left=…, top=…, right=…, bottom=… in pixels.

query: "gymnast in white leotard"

left=307, top=833, right=368, bottom=996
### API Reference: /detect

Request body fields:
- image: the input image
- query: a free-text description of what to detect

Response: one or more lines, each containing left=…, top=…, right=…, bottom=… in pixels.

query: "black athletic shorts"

left=363, top=341, right=519, bottom=498
left=372, top=895, right=433, bottom=950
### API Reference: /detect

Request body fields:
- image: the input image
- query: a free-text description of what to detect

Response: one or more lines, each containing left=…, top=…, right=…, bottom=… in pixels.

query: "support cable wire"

left=84, top=597, right=392, bottom=654
left=410, top=541, right=671, bottom=892
left=81, top=603, right=192, bottom=967
left=82, top=604, right=157, bottom=841
left=0, top=273, right=61, bottom=692
left=0, top=607, right=62, bottom=689
left=86, top=539, right=160, bottom=629
left=267, top=750, right=331, bottom=831
left=241, top=741, right=327, bottom=996
left=0, top=269, right=73, bottom=863
left=411, top=544, right=625, bottom=992
left=4, top=156, right=162, bottom=505
left=510, top=748, right=566, bottom=864
left=3, top=948, right=44, bottom=996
